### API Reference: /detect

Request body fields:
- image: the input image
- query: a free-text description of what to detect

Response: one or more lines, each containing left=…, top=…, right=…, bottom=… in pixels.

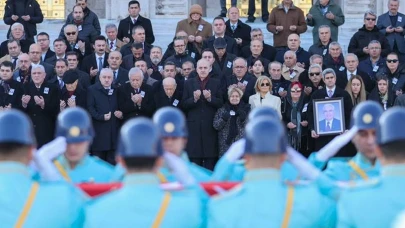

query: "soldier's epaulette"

left=211, top=183, right=243, bottom=200
left=160, top=182, right=184, bottom=191
left=337, top=178, right=381, bottom=190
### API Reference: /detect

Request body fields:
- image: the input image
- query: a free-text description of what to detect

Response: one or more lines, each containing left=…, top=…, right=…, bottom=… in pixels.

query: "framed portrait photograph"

left=313, top=98, right=345, bottom=136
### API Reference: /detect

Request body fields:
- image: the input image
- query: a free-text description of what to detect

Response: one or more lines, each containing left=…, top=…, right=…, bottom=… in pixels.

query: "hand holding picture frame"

left=313, top=98, right=345, bottom=136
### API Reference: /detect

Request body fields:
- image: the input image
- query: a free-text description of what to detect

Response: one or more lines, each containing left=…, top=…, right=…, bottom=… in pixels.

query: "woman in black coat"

left=213, top=87, right=250, bottom=157
left=282, top=82, right=309, bottom=156
left=367, top=75, right=395, bottom=110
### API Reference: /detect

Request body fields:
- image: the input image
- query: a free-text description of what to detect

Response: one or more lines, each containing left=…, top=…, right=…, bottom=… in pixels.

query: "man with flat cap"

left=213, top=37, right=237, bottom=78
left=59, top=69, right=87, bottom=111
left=208, top=117, right=336, bottom=227
left=84, top=118, right=204, bottom=227
left=337, top=107, right=405, bottom=227
left=0, top=110, right=86, bottom=227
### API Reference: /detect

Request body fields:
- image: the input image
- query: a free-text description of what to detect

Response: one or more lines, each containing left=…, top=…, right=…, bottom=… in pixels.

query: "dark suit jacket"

left=241, top=42, right=277, bottom=62
left=0, top=39, right=34, bottom=59
left=43, top=49, right=55, bottom=62
left=275, top=47, right=311, bottom=69
left=377, top=12, right=405, bottom=54
left=118, top=82, right=154, bottom=121
left=117, top=15, right=155, bottom=44
left=246, top=55, right=270, bottom=75
left=214, top=52, right=237, bottom=78
left=154, top=84, right=183, bottom=111
left=0, top=79, right=23, bottom=109
left=165, top=54, right=196, bottom=68
left=81, top=53, right=109, bottom=84
left=64, top=38, right=93, bottom=63
left=44, top=55, right=63, bottom=67
left=221, top=73, right=257, bottom=103
left=203, top=35, right=238, bottom=56
left=358, top=57, right=386, bottom=81
left=318, top=118, right=342, bottom=132
left=112, top=67, right=129, bottom=87
left=40, top=62, right=55, bottom=82
left=182, top=77, right=223, bottom=158
left=21, top=82, right=59, bottom=148
left=87, top=83, right=120, bottom=151
left=122, top=54, right=152, bottom=70
left=307, top=86, right=354, bottom=156
left=336, top=69, right=374, bottom=93
left=225, top=20, right=252, bottom=53
left=60, top=83, right=87, bottom=110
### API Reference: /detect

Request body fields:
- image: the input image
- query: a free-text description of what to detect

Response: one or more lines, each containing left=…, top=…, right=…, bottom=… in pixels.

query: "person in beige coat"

left=176, top=4, right=212, bottom=53
left=249, top=76, right=282, bottom=118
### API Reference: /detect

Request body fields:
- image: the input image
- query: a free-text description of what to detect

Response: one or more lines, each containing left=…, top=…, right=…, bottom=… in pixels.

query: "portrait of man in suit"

left=316, top=102, right=344, bottom=134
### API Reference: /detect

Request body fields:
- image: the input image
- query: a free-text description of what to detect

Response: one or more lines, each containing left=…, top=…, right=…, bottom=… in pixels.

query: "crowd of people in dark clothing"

left=2, top=0, right=405, bottom=170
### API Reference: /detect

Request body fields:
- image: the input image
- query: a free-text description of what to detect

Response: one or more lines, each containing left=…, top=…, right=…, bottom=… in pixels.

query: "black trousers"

left=190, top=157, right=218, bottom=171
left=248, top=0, right=269, bottom=21
left=91, top=150, right=116, bottom=165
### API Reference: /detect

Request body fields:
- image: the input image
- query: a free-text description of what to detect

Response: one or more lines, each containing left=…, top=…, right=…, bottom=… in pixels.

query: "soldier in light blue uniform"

left=310, top=101, right=384, bottom=182
left=208, top=117, right=336, bottom=228
left=212, top=107, right=307, bottom=182
left=84, top=118, right=205, bottom=228
left=337, top=107, right=405, bottom=228
left=0, top=110, right=86, bottom=227
left=51, top=107, right=115, bottom=183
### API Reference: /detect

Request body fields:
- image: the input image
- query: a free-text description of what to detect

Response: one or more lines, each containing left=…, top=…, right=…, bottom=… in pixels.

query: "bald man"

left=182, top=59, right=223, bottom=170
left=154, top=77, right=183, bottom=109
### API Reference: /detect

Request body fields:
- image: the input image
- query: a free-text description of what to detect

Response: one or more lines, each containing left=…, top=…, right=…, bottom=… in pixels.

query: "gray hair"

left=227, top=87, right=243, bottom=98
left=310, top=54, right=323, bottom=64
left=233, top=57, right=247, bottom=67
left=31, top=64, right=45, bottom=72
left=322, top=68, right=336, bottom=78
left=128, top=67, right=144, bottom=80
left=323, top=103, right=335, bottom=111
left=318, top=25, right=330, bottom=32
left=309, top=64, right=322, bottom=73
left=364, top=10, right=377, bottom=18
left=151, top=46, right=162, bottom=53
left=368, top=40, right=381, bottom=46
left=162, top=77, right=177, bottom=86
left=105, top=23, right=117, bottom=31
left=64, top=24, right=78, bottom=33
left=284, top=50, right=296, bottom=59
left=250, top=28, right=262, bottom=37
left=329, top=41, right=341, bottom=50
left=11, top=23, right=24, bottom=31
left=99, top=68, right=113, bottom=78
left=269, top=61, right=282, bottom=69
left=388, top=0, right=399, bottom=6
left=345, top=53, right=359, bottom=62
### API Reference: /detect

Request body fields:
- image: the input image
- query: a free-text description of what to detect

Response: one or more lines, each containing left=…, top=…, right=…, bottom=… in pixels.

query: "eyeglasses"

left=66, top=32, right=76, bottom=36
left=365, top=18, right=376, bottom=21
left=261, top=83, right=270, bottom=87
left=291, top=89, right=302, bottom=93
left=309, top=72, right=321, bottom=76
left=387, top=59, right=399, bottom=63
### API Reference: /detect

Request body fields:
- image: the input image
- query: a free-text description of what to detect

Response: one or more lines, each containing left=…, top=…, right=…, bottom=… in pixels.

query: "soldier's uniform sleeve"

left=337, top=192, right=356, bottom=228
left=307, top=152, right=328, bottom=170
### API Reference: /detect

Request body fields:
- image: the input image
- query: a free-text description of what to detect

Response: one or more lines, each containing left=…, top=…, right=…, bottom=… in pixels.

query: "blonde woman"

left=345, top=75, right=367, bottom=107
left=249, top=76, right=282, bottom=118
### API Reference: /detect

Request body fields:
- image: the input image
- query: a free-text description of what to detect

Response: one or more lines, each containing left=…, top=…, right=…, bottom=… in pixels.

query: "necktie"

left=113, top=71, right=117, bottom=80
left=98, top=57, right=103, bottom=72
left=289, top=69, right=294, bottom=74
left=328, top=90, right=333, bottom=98
left=12, top=57, right=17, bottom=69
left=110, top=41, right=114, bottom=50
left=59, top=79, right=64, bottom=89
left=1, top=81, right=9, bottom=94
left=231, top=25, right=236, bottom=31
left=326, top=122, right=331, bottom=131
left=133, top=18, right=137, bottom=24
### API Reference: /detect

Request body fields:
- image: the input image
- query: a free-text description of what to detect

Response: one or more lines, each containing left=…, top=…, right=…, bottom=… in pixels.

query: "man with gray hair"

left=118, top=67, right=154, bottom=121
left=241, top=28, right=277, bottom=62
left=377, top=0, right=405, bottom=62
left=342, top=53, right=374, bottom=92
left=281, top=50, right=305, bottom=82
left=359, top=40, right=387, bottom=80
left=21, top=64, right=59, bottom=148
left=306, top=68, right=354, bottom=156
left=105, top=24, right=125, bottom=53
left=0, top=23, right=35, bottom=58
left=349, top=10, right=391, bottom=61
left=87, top=68, right=122, bottom=164
left=324, top=42, right=345, bottom=73
left=154, top=77, right=182, bottom=109
left=309, top=25, right=332, bottom=57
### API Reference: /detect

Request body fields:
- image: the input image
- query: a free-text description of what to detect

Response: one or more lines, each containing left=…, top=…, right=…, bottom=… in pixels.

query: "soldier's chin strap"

left=315, top=126, right=359, bottom=161
left=163, top=152, right=196, bottom=186
left=31, top=137, right=67, bottom=181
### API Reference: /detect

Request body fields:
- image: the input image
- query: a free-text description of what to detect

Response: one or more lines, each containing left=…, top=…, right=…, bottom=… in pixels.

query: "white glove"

left=163, top=152, right=196, bottom=186
left=31, top=137, right=67, bottom=181
left=224, top=138, right=246, bottom=162
left=287, top=146, right=321, bottom=180
left=315, top=127, right=359, bottom=161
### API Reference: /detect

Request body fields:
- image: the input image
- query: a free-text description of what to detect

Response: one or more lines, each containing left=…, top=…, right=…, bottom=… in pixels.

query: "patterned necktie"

left=12, top=57, right=17, bottom=69
left=326, top=122, right=331, bottom=131
left=328, top=90, right=333, bottom=98
left=110, top=41, right=114, bottom=50
left=231, top=25, right=236, bottom=31
left=133, top=18, right=137, bottom=24
left=98, top=57, right=103, bottom=72
left=59, top=79, right=64, bottom=89
left=113, top=71, right=117, bottom=80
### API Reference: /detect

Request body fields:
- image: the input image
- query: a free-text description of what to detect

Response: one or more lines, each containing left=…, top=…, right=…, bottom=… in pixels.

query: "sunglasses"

left=261, top=83, right=270, bottom=87
left=291, top=89, right=302, bottom=93
left=309, top=72, right=321, bottom=76
left=66, top=32, right=76, bottom=36
left=365, top=18, right=376, bottom=21
left=387, top=59, right=399, bottom=63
